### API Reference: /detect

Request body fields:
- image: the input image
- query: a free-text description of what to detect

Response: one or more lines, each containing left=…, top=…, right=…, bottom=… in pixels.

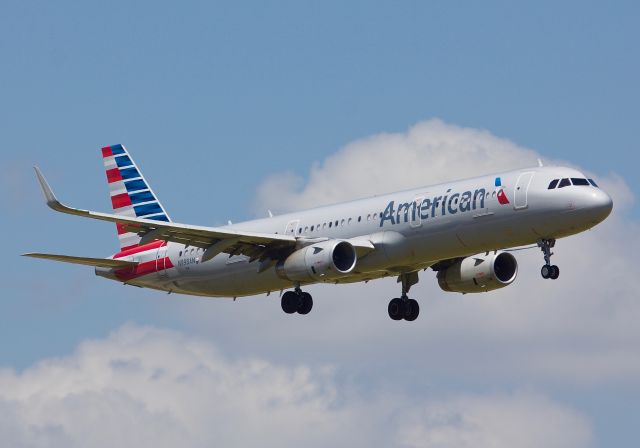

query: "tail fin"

left=101, top=144, right=171, bottom=251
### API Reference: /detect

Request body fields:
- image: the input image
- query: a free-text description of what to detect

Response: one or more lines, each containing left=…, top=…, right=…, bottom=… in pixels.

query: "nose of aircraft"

left=587, top=188, right=613, bottom=222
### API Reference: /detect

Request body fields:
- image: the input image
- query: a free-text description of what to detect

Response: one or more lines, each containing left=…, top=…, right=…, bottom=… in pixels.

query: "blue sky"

left=1, top=1, right=639, bottom=446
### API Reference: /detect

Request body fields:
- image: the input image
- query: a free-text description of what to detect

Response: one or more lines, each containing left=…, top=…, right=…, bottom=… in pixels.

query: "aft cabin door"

left=156, top=245, right=169, bottom=280
left=514, top=172, right=535, bottom=210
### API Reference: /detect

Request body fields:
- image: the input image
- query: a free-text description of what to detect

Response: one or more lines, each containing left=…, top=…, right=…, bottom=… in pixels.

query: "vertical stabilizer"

left=101, top=144, right=171, bottom=251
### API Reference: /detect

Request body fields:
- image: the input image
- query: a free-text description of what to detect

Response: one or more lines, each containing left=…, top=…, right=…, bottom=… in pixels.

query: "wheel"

left=541, top=265, right=551, bottom=279
left=404, top=299, right=419, bottom=321
left=281, top=291, right=300, bottom=314
left=549, top=265, right=560, bottom=280
left=297, top=292, right=313, bottom=315
left=388, top=298, right=405, bottom=321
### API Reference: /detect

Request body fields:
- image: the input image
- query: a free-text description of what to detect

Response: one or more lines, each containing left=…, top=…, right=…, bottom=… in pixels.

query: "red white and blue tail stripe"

left=101, top=144, right=171, bottom=251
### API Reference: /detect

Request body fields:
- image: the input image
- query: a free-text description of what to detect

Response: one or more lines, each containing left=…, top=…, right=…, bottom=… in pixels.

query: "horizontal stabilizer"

left=31, top=166, right=297, bottom=260
left=22, top=253, right=138, bottom=269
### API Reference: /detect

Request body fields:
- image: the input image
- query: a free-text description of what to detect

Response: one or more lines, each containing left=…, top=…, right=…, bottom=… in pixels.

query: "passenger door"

left=285, top=219, right=300, bottom=237
left=514, top=172, right=535, bottom=210
left=156, top=245, right=169, bottom=280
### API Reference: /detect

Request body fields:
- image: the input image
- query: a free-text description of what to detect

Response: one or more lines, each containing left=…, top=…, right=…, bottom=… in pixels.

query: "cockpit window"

left=571, top=178, right=590, bottom=186
left=588, top=179, right=599, bottom=187
left=548, top=179, right=559, bottom=189
left=558, top=178, right=571, bottom=188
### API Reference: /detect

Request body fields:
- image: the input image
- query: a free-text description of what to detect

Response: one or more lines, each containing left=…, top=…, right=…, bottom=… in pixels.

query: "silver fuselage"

left=98, top=166, right=612, bottom=297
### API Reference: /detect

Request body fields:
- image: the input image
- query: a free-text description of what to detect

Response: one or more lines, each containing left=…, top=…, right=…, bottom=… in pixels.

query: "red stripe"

left=120, top=243, right=139, bottom=252
left=113, top=240, right=166, bottom=259
left=101, top=146, right=113, bottom=158
left=116, top=223, right=128, bottom=235
left=111, top=193, right=132, bottom=209
left=106, top=168, right=122, bottom=183
left=114, top=256, right=173, bottom=282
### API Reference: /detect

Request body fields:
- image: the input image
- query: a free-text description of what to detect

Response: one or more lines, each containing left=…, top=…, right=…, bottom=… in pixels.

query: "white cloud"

left=398, top=393, right=592, bottom=448
left=254, top=119, right=541, bottom=213
left=0, top=324, right=592, bottom=448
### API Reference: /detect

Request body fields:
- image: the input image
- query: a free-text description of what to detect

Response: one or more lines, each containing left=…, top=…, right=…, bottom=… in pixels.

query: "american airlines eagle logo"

left=495, top=177, right=510, bottom=205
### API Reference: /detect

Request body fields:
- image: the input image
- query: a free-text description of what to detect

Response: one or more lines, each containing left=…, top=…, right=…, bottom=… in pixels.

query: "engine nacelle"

left=276, top=240, right=357, bottom=282
left=437, top=251, right=518, bottom=293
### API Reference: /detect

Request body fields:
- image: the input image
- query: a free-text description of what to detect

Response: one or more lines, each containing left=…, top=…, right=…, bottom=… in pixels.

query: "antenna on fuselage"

left=538, top=158, right=544, bottom=167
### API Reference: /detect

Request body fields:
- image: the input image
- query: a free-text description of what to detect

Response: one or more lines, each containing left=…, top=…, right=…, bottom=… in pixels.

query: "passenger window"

left=558, top=178, right=571, bottom=188
left=310, top=225, right=314, bottom=231
left=358, top=216, right=362, bottom=222
left=548, top=179, right=559, bottom=189
left=329, top=222, right=332, bottom=228
left=304, top=226, right=308, bottom=232
left=348, top=218, right=352, bottom=225
left=341, top=219, right=345, bottom=226
left=298, top=228, right=302, bottom=234
left=571, top=178, right=590, bottom=186
left=373, top=213, right=378, bottom=219
left=335, top=220, right=338, bottom=227
left=588, top=179, right=599, bottom=187
left=367, top=214, right=371, bottom=221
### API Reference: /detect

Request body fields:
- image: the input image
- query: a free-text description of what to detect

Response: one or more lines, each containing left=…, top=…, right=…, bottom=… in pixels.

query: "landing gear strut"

left=281, top=287, right=313, bottom=315
left=538, top=238, right=560, bottom=280
left=388, top=272, right=420, bottom=322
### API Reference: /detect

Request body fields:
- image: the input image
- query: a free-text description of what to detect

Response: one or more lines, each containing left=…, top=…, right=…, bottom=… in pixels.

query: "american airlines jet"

left=25, top=145, right=613, bottom=321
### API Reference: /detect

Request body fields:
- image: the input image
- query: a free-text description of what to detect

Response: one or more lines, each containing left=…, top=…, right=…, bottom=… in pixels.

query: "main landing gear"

left=388, top=272, right=420, bottom=322
left=281, top=287, right=313, bottom=315
left=538, top=238, right=560, bottom=280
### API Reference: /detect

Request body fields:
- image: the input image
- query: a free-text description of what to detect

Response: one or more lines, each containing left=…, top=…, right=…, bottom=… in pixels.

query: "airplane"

left=24, top=144, right=613, bottom=321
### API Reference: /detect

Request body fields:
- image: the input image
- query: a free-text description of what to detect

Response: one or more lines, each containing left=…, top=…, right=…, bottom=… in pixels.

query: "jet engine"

left=276, top=240, right=357, bottom=282
left=437, top=251, right=518, bottom=293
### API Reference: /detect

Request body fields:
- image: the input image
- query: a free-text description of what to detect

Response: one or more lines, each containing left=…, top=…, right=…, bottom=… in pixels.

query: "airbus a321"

left=25, top=145, right=613, bottom=321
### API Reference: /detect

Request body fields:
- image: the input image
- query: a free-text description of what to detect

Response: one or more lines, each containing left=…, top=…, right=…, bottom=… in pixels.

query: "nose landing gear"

left=538, top=239, right=560, bottom=280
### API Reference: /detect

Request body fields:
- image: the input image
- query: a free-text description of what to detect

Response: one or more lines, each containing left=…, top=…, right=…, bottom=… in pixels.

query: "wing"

left=23, top=253, right=138, bottom=268
left=33, top=167, right=297, bottom=262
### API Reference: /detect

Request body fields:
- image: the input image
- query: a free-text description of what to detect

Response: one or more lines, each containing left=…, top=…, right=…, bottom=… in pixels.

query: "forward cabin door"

left=514, top=172, right=535, bottom=210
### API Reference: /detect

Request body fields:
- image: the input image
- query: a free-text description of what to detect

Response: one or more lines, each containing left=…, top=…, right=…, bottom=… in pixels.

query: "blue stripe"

left=125, top=179, right=147, bottom=192
left=115, top=155, right=133, bottom=168
left=119, top=167, right=140, bottom=180
left=495, top=177, right=502, bottom=187
left=135, top=202, right=163, bottom=217
left=111, top=144, right=125, bottom=156
left=129, top=190, right=155, bottom=204
left=146, top=214, right=170, bottom=222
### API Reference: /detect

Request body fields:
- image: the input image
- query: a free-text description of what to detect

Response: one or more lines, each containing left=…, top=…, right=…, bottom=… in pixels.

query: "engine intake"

left=276, top=240, right=357, bottom=282
left=437, top=251, right=518, bottom=293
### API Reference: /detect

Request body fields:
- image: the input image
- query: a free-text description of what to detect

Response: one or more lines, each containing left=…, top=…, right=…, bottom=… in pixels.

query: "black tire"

left=297, top=292, right=313, bottom=315
left=388, top=298, right=405, bottom=321
left=550, top=265, right=560, bottom=280
left=541, top=265, right=551, bottom=279
left=281, top=291, right=299, bottom=314
left=404, top=299, right=420, bottom=321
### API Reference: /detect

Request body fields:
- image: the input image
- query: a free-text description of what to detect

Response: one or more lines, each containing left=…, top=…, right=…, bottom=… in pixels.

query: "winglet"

left=34, top=166, right=62, bottom=210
